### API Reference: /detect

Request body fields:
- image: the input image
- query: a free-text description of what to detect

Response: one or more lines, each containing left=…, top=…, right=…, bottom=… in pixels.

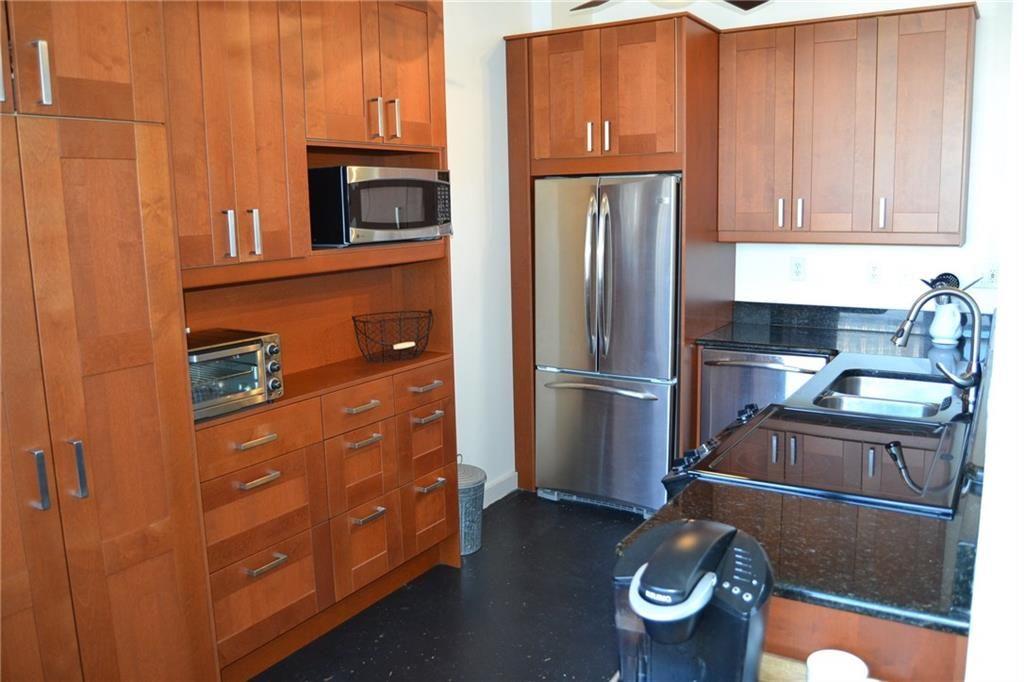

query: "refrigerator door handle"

left=584, top=194, right=598, bottom=355
left=596, top=193, right=612, bottom=358
left=543, top=381, right=658, bottom=401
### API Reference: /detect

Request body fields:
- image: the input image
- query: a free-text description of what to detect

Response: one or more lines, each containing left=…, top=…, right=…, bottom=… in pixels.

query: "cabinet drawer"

left=397, top=396, right=456, bottom=485
left=201, top=445, right=325, bottom=572
left=392, top=359, right=454, bottom=413
left=325, top=419, right=399, bottom=515
left=400, top=463, right=458, bottom=559
left=322, top=377, right=395, bottom=438
left=210, top=530, right=318, bottom=665
left=331, top=490, right=404, bottom=599
left=196, top=399, right=323, bottom=481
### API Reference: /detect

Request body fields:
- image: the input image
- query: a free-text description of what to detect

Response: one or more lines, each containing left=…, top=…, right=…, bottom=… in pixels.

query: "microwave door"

left=347, top=177, right=451, bottom=243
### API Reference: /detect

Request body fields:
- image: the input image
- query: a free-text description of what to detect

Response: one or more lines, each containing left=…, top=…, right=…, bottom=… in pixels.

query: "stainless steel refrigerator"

left=534, top=174, right=679, bottom=512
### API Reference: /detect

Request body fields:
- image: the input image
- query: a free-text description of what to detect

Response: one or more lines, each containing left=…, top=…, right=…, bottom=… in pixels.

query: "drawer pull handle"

left=347, top=433, right=384, bottom=450
left=68, top=439, right=89, bottom=499
left=412, top=410, right=444, bottom=426
left=237, top=432, right=279, bottom=451
left=29, top=449, right=51, bottom=511
left=351, top=506, right=387, bottom=526
left=245, top=552, right=288, bottom=578
left=344, top=399, right=381, bottom=415
left=415, top=477, right=447, bottom=494
left=408, top=379, right=443, bottom=394
left=236, top=469, right=281, bottom=491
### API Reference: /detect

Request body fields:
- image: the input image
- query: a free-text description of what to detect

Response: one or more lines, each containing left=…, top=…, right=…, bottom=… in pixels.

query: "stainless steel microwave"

left=187, top=329, right=283, bottom=421
left=308, top=166, right=452, bottom=248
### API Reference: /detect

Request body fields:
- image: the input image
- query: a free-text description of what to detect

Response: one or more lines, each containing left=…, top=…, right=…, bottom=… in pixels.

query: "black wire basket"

left=353, top=310, right=433, bottom=363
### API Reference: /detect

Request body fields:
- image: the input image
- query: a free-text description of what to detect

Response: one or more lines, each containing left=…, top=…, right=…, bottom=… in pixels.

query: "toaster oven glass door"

left=189, top=343, right=267, bottom=416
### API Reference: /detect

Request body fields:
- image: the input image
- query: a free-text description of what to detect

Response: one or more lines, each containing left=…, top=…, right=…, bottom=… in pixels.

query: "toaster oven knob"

left=266, top=342, right=280, bottom=356
left=268, top=378, right=283, bottom=392
left=267, top=360, right=281, bottom=374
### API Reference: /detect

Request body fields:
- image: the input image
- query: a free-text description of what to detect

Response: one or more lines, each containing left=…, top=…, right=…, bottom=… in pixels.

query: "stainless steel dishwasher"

left=699, top=347, right=830, bottom=442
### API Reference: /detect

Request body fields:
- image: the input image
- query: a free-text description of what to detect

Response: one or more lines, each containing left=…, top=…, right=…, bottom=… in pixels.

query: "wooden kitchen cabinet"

left=300, top=0, right=447, bottom=147
left=331, top=490, right=405, bottom=598
left=401, top=463, right=459, bottom=559
left=1, top=114, right=82, bottom=682
left=6, top=0, right=166, bottom=121
left=15, top=116, right=218, bottom=680
left=164, top=0, right=309, bottom=269
left=873, top=8, right=975, bottom=240
left=719, top=27, right=794, bottom=234
left=325, top=419, right=401, bottom=514
left=397, top=396, right=457, bottom=485
left=530, top=30, right=601, bottom=160
left=787, top=434, right=863, bottom=490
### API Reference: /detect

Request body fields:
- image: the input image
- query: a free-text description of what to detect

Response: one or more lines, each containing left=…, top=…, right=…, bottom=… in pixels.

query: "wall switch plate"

left=790, top=257, right=807, bottom=282
left=974, top=266, right=999, bottom=289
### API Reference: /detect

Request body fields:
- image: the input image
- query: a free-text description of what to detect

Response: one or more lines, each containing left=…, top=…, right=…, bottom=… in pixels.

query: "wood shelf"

left=194, top=351, right=452, bottom=431
left=180, top=239, right=447, bottom=290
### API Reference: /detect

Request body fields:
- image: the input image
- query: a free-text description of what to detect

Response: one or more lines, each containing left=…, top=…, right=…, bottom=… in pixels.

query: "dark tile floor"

left=257, top=491, right=642, bottom=681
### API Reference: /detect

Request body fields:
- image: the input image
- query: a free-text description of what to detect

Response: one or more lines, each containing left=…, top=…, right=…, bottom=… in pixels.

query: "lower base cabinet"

left=401, top=463, right=459, bottom=559
left=331, top=490, right=405, bottom=598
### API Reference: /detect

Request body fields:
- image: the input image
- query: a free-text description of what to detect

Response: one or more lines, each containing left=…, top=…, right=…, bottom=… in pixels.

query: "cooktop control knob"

left=266, top=342, right=280, bottom=357
left=267, top=360, right=281, bottom=374
left=268, top=377, right=283, bottom=392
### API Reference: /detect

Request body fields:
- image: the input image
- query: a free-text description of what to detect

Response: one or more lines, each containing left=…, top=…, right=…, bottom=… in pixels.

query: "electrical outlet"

left=790, top=257, right=807, bottom=282
left=974, top=266, right=999, bottom=289
left=868, top=263, right=882, bottom=283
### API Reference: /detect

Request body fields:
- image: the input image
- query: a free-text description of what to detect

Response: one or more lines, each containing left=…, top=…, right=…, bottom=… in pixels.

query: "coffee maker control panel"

left=714, top=535, right=771, bottom=615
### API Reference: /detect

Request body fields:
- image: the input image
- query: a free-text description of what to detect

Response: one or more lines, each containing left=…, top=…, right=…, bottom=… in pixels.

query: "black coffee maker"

left=613, top=520, right=773, bottom=682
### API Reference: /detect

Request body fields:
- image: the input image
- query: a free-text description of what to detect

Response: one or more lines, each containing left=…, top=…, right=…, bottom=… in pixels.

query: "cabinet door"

left=719, top=27, right=794, bottom=233
left=7, top=1, right=165, bottom=121
left=792, top=19, right=877, bottom=233
left=301, top=0, right=382, bottom=142
left=1, top=115, right=82, bottom=682
left=397, top=396, right=456, bottom=485
left=530, top=30, right=601, bottom=160
left=325, top=419, right=400, bottom=514
left=785, top=433, right=862, bottom=490
left=17, top=117, right=218, bottom=681
left=600, top=19, right=676, bottom=157
left=378, top=0, right=446, bottom=147
left=400, top=463, right=458, bottom=559
left=873, top=8, right=974, bottom=238
left=331, top=490, right=404, bottom=598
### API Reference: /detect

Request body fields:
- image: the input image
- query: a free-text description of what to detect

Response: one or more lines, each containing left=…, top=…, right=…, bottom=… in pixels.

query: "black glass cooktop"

left=690, top=405, right=970, bottom=518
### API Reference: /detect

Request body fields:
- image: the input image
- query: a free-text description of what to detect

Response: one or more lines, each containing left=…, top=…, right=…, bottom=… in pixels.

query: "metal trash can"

left=457, top=461, right=486, bottom=555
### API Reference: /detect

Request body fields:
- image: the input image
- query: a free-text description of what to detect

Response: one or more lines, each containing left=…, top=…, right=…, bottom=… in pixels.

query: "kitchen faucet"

left=891, top=287, right=982, bottom=392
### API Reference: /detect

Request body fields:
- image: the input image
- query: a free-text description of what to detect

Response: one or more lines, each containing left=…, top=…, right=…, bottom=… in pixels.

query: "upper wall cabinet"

left=530, top=19, right=677, bottom=163
left=718, top=7, right=975, bottom=245
left=5, top=0, right=166, bottom=121
left=301, top=0, right=447, bottom=148
left=163, top=1, right=309, bottom=269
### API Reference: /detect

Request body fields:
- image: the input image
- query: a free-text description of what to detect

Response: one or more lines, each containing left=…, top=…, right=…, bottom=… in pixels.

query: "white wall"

left=443, top=1, right=534, bottom=505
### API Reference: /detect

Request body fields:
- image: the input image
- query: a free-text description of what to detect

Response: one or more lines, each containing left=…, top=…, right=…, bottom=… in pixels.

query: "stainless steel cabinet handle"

left=544, top=381, right=657, bottom=401
left=584, top=194, right=597, bottom=355
left=703, top=360, right=818, bottom=374
left=387, top=98, right=402, bottom=138
left=878, top=197, right=887, bottom=230
left=344, top=399, right=381, bottom=415
left=1, top=63, right=6, bottom=103
left=236, top=432, right=279, bottom=451
left=586, top=121, right=593, bottom=152
left=789, top=436, right=798, bottom=467
left=770, top=434, right=779, bottom=465
left=245, top=552, right=288, bottom=578
left=408, top=379, right=443, bottom=394
left=795, top=198, right=804, bottom=230
left=351, top=506, right=387, bottom=526
left=347, top=433, right=384, bottom=450
left=777, top=198, right=785, bottom=229
left=236, top=469, right=281, bottom=491
left=33, top=40, right=53, bottom=106
left=68, top=439, right=89, bottom=499
left=412, top=410, right=444, bottom=426
left=415, top=477, right=447, bottom=494
left=371, top=97, right=385, bottom=139
left=867, top=447, right=877, bottom=478
left=223, top=209, right=238, bottom=258
left=247, top=208, right=262, bottom=256
left=29, top=449, right=51, bottom=511
left=596, top=193, right=612, bottom=357
left=603, top=120, right=610, bottom=152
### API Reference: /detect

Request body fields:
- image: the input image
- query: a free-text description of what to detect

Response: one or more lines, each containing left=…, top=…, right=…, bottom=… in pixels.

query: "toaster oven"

left=186, top=329, right=283, bottom=420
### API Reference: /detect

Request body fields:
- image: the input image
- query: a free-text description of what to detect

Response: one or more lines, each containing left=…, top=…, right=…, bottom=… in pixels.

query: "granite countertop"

left=620, top=302, right=991, bottom=635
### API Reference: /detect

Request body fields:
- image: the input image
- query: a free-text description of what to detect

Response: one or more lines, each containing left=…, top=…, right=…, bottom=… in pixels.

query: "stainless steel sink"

left=813, top=371, right=957, bottom=420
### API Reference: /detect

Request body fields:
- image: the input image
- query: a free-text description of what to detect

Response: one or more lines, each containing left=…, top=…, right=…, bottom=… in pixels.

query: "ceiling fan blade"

left=724, top=0, right=770, bottom=9
left=571, top=0, right=612, bottom=11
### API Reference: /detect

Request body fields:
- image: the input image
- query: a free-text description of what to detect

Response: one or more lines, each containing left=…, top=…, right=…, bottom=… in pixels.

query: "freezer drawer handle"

left=543, top=382, right=658, bottom=401
left=703, top=359, right=818, bottom=374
